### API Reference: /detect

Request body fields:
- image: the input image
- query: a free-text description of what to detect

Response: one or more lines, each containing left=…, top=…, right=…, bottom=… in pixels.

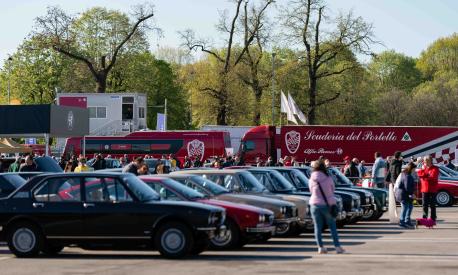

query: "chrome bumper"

left=274, top=217, right=299, bottom=224
left=246, top=226, right=276, bottom=234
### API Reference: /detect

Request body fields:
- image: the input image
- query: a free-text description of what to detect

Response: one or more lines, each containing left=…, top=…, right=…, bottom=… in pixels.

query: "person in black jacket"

left=344, top=158, right=360, bottom=184
left=396, top=162, right=416, bottom=228
left=387, top=151, right=403, bottom=185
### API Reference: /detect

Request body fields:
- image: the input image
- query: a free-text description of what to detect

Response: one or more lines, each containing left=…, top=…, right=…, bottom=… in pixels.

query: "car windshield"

left=190, top=176, right=230, bottom=195
left=161, top=178, right=205, bottom=200
left=123, top=175, right=160, bottom=201
left=238, top=172, right=266, bottom=193
left=441, top=166, right=458, bottom=177
left=2, top=174, right=27, bottom=189
left=329, top=168, right=352, bottom=185
left=268, top=171, right=296, bottom=192
left=35, top=157, right=63, bottom=172
left=289, top=169, right=310, bottom=189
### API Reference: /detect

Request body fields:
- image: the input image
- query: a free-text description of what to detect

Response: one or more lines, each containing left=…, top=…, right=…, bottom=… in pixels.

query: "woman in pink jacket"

left=309, top=159, right=345, bottom=254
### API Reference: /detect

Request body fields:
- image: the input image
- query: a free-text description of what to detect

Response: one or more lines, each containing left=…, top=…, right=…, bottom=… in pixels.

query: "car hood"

left=197, top=199, right=273, bottom=215
left=145, top=199, right=225, bottom=212
left=217, top=193, right=295, bottom=207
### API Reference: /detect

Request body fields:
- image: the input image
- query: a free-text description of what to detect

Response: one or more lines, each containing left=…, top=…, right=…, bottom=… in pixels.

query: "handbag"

left=316, top=180, right=338, bottom=218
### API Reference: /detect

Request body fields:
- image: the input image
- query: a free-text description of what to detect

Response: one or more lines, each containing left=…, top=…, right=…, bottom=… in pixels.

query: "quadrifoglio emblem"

left=187, top=139, right=205, bottom=161
left=285, top=130, right=301, bottom=154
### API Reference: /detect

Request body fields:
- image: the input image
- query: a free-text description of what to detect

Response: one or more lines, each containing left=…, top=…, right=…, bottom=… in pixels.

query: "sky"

left=1, top=0, right=458, bottom=65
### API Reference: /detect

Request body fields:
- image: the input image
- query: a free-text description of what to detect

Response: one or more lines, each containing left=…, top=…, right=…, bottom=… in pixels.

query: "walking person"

left=417, top=155, right=439, bottom=221
left=372, top=152, right=386, bottom=188
left=387, top=151, right=403, bottom=223
left=309, top=159, right=345, bottom=254
left=395, top=162, right=416, bottom=228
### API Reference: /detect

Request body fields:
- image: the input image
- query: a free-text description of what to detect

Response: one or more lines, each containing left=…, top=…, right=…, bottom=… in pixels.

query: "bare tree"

left=238, top=0, right=274, bottom=125
left=180, top=0, right=274, bottom=125
left=32, top=5, right=156, bottom=93
left=282, top=0, right=376, bottom=124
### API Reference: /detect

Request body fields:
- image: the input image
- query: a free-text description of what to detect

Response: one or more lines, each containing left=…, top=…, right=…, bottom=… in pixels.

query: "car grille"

left=285, top=206, right=296, bottom=218
left=266, top=214, right=274, bottom=224
left=355, top=198, right=361, bottom=208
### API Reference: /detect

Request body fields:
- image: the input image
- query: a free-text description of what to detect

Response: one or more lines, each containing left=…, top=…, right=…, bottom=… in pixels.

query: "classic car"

left=0, top=172, right=226, bottom=259
left=248, top=168, right=359, bottom=225
left=139, top=175, right=275, bottom=249
left=167, top=172, right=298, bottom=236
left=173, top=169, right=301, bottom=235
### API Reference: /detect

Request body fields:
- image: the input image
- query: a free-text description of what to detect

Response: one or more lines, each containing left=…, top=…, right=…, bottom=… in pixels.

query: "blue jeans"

left=400, top=200, right=413, bottom=225
left=310, top=205, right=341, bottom=248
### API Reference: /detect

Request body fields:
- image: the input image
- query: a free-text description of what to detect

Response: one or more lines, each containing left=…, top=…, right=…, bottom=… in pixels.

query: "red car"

left=139, top=176, right=275, bottom=249
left=415, top=178, right=458, bottom=207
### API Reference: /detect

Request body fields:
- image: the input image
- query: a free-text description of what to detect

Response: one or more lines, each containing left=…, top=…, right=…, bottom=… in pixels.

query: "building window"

left=139, top=107, right=145, bottom=118
left=88, top=107, right=107, bottom=119
left=122, top=97, right=134, bottom=103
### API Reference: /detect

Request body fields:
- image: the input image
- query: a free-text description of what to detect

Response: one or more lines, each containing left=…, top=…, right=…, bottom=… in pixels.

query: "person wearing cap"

left=309, top=159, right=345, bottom=254
left=74, top=158, right=93, bottom=172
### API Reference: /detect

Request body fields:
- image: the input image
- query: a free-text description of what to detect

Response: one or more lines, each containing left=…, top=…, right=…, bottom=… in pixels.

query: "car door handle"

left=32, top=203, right=44, bottom=208
left=83, top=203, right=95, bottom=208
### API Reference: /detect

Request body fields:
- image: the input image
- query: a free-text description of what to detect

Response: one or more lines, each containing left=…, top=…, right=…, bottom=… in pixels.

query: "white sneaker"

left=318, top=247, right=328, bottom=254
left=335, top=247, right=346, bottom=254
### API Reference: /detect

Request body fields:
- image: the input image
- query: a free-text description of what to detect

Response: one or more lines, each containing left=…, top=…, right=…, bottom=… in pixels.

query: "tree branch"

left=106, top=11, right=155, bottom=72
left=316, top=64, right=357, bottom=78
left=316, top=92, right=341, bottom=107
left=52, top=46, right=98, bottom=78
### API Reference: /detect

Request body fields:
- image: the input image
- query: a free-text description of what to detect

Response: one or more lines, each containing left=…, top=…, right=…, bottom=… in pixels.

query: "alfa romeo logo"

left=285, top=130, right=301, bottom=154
left=187, top=139, right=205, bottom=161
left=67, top=111, right=74, bottom=131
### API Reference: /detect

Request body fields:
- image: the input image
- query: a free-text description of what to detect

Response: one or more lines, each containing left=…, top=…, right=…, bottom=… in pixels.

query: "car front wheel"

left=210, top=219, right=240, bottom=250
left=154, top=222, right=193, bottom=259
left=7, top=222, right=43, bottom=258
left=436, top=191, right=453, bottom=207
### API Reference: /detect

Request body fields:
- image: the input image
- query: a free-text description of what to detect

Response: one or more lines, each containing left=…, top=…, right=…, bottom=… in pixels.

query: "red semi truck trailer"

left=63, top=130, right=232, bottom=163
left=239, top=125, right=458, bottom=165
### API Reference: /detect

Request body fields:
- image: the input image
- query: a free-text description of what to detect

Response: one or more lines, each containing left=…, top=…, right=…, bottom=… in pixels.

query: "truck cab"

left=239, top=126, right=276, bottom=164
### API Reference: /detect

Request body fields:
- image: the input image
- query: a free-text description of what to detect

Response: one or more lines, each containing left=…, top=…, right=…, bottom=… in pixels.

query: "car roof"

left=174, top=169, right=246, bottom=175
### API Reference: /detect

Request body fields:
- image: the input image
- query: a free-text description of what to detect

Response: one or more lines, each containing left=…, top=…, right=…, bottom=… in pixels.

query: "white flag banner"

left=280, top=91, right=297, bottom=124
left=288, top=92, right=308, bottom=125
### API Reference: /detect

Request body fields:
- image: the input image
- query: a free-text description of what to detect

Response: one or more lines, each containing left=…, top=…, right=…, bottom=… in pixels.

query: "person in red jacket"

left=416, top=155, right=439, bottom=221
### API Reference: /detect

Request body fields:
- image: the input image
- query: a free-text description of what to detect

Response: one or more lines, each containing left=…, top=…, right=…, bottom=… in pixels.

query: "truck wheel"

left=7, top=222, right=43, bottom=258
left=154, top=222, right=193, bottom=259
left=436, top=191, right=452, bottom=207
left=210, top=219, right=240, bottom=250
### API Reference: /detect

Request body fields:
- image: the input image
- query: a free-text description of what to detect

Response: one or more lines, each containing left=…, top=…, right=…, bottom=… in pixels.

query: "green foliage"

left=368, top=50, right=423, bottom=92
left=417, top=33, right=458, bottom=79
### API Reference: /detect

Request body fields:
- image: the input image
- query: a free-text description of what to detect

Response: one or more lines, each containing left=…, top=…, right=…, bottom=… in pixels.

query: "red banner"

left=280, top=126, right=458, bottom=164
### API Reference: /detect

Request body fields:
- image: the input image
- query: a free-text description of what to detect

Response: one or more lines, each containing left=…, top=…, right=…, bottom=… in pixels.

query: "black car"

left=0, top=172, right=226, bottom=259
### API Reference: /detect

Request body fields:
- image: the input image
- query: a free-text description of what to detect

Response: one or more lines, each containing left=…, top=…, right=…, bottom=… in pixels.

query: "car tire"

left=369, top=210, right=384, bottom=220
left=7, top=222, right=43, bottom=258
left=210, top=219, right=240, bottom=250
left=42, top=243, right=64, bottom=256
left=436, top=191, right=453, bottom=207
left=154, top=222, right=193, bottom=259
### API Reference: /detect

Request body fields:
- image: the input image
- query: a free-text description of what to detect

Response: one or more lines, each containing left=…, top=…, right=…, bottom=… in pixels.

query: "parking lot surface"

left=1, top=207, right=457, bottom=275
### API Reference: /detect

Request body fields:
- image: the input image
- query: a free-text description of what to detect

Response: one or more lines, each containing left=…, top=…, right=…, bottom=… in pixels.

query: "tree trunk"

left=217, top=98, right=227, bottom=125
left=308, top=78, right=317, bottom=125
left=95, top=72, right=107, bottom=93
left=253, top=90, right=262, bottom=126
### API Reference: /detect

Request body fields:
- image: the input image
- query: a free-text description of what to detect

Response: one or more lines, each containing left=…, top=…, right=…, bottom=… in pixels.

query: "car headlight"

left=351, top=200, right=354, bottom=208
left=280, top=206, right=286, bottom=214
left=259, top=214, right=265, bottom=223
left=366, top=197, right=370, bottom=204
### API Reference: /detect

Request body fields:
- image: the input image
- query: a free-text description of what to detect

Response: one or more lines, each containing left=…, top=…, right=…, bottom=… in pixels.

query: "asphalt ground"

left=1, top=206, right=457, bottom=275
